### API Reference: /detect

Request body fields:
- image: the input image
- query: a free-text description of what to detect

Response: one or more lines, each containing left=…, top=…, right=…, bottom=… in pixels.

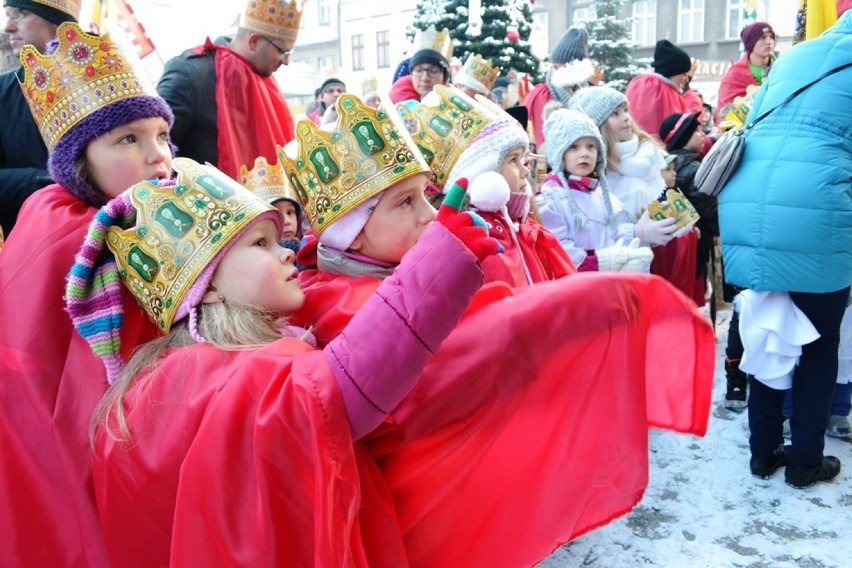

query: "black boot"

left=785, top=456, right=841, bottom=489
left=724, top=357, right=748, bottom=411
left=750, top=445, right=788, bottom=479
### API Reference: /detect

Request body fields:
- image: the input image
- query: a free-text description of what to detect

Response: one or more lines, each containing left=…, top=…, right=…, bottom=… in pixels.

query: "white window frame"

left=678, top=0, right=705, bottom=43
left=572, top=4, right=594, bottom=26
left=631, top=0, right=657, bottom=47
left=317, top=0, right=331, bottom=26
left=351, top=34, right=364, bottom=71
left=376, top=30, right=390, bottom=69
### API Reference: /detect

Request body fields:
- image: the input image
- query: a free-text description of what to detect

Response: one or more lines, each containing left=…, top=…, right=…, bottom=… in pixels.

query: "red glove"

left=436, top=178, right=502, bottom=262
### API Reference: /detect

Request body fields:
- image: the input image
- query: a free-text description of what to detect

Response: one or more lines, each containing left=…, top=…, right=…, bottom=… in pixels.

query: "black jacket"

left=0, top=66, right=51, bottom=236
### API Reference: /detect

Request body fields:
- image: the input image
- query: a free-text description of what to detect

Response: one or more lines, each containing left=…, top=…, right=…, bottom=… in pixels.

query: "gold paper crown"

left=647, top=189, right=701, bottom=230
left=107, top=157, right=275, bottom=332
left=362, top=76, right=380, bottom=97
left=278, top=94, right=430, bottom=237
left=411, top=25, right=453, bottom=61
left=239, top=156, right=298, bottom=205
left=395, top=84, right=497, bottom=187
left=457, top=53, right=501, bottom=92
left=241, top=0, right=303, bottom=42
left=19, top=22, right=156, bottom=151
left=34, top=0, right=81, bottom=19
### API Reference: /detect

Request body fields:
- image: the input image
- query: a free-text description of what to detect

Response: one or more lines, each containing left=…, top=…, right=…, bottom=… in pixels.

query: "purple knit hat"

left=48, top=96, right=174, bottom=207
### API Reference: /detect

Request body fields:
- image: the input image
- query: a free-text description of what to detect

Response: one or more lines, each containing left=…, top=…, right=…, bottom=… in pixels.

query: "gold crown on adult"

left=395, top=84, right=497, bottom=187
left=240, top=0, right=303, bottom=42
left=107, top=157, right=275, bottom=332
left=457, top=53, right=501, bottom=92
left=31, top=0, right=81, bottom=19
left=239, top=156, right=298, bottom=205
left=411, top=25, right=453, bottom=61
left=362, top=76, right=380, bottom=96
left=18, top=22, right=156, bottom=151
left=278, top=93, right=430, bottom=237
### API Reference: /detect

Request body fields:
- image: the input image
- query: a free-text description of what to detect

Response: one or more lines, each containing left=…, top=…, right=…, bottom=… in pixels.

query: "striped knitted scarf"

left=65, top=192, right=137, bottom=385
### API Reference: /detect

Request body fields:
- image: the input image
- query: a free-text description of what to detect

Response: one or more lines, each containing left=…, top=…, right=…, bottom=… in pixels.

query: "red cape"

left=291, top=269, right=715, bottom=564
left=0, top=185, right=160, bottom=567
left=716, top=55, right=758, bottom=122
left=204, top=40, right=295, bottom=178
left=388, top=75, right=422, bottom=104
left=651, top=228, right=705, bottom=306
left=524, top=82, right=551, bottom=148
left=625, top=74, right=688, bottom=141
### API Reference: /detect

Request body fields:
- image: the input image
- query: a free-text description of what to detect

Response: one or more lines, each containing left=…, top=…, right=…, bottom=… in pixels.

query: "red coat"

left=290, top=267, right=716, bottom=565
left=716, top=54, right=759, bottom=123
left=0, top=185, right=160, bottom=567
left=625, top=73, right=688, bottom=140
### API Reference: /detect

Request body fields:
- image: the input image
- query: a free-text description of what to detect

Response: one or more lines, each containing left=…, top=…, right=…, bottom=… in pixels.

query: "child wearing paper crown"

left=0, top=22, right=172, bottom=566
left=239, top=155, right=304, bottom=254
left=283, top=94, right=717, bottom=566
left=570, top=86, right=704, bottom=304
left=396, top=84, right=576, bottom=287
left=66, top=157, right=491, bottom=566
left=535, top=108, right=659, bottom=272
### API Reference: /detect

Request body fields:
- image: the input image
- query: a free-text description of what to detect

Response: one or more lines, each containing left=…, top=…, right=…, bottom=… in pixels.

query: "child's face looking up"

left=684, top=128, right=706, bottom=153
left=500, top=145, right=532, bottom=193
left=206, top=218, right=304, bottom=315
left=562, top=137, right=598, bottom=178
left=350, top=173, right=435, bottom=264
left=662, top=161, right=677, bottom=189
left=84, top=116, right=172, bottom=199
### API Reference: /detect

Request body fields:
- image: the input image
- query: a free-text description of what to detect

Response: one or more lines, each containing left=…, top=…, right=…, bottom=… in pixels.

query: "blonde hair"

left=599, top=107, right=661, bottom=174
left=91, top=302, right=293, bottom=444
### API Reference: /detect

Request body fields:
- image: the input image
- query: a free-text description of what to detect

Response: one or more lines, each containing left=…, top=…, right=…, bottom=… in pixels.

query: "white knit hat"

left=445, top=118, right=529, bottom=192
left=317, top=194, right=381, bottom=251
left=569, top=86, right=627, bottom=127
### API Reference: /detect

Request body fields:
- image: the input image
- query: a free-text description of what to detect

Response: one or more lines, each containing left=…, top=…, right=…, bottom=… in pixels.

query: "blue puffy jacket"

left=719, top=11, right=852, bottom=293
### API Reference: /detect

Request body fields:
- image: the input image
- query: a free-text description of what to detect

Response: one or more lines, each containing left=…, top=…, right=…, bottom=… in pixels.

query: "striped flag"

left=109, top=0, right=155, bottom=59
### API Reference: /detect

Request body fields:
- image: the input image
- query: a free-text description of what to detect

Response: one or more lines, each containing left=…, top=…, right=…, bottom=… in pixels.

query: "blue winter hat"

left=551, top=27, right=589, bottom=64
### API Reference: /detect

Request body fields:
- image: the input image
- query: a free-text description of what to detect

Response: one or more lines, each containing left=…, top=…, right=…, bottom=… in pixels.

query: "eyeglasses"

left=260, top=36, right=292, bottom=61
left=4, top=7, right=30, bottom=24
left=411, top=66, right=443, bottom=79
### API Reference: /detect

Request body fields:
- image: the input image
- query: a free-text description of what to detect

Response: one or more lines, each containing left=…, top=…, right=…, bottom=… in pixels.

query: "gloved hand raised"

left=634, top=209, right=678, bottom=246
left=437, top=178, right=502, bottom=262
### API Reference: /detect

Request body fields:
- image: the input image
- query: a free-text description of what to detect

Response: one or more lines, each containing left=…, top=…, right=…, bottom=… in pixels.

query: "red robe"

left=478, top=211, right=576, bottom=286
left=388, top=75, right=422, bottom=104
left=651, top=227, right=705, bottom=306
left=625, top=74, right=688, bottom=141
left=716, top=54, right=760, bottom=123
left=291, top=269, right=715, bottom=565
left=524, top=82, right=551, bottom=148
left=0, top=185, right=160, bottom=567
left=204, top=40, right=295, bottom=178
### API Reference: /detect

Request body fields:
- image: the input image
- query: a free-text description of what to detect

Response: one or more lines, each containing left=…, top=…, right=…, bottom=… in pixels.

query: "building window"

left=318, top=55, right=333, bottom=71
left=317, top=0, right=330, bottom=26
left=572, top=4, right=594, bottom=25
left=376, top=30, right=390, bottom=69
left=352, top=34, right=364, bottom=71
left=631, top=0, right=657, bottom=46
left=726, top=0, right=769, bottom=39
left=678, top=0, right=705, bottom=43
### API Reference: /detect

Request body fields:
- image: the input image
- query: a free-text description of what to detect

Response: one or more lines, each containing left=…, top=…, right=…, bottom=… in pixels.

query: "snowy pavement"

left=539, top=308, right=852, bottom=568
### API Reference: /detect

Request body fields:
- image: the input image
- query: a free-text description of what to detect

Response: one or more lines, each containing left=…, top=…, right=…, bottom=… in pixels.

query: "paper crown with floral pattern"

left=239, top=155, right=298, bottom=205
left=106, top=157, right=275, bottom=332
left=410, top=25, right=453, bottom=61
left=278, top=93, right=430, bottom=238
left=240, top=0, right=304, bottom=42
left=18, top=22, right=157, bottom=151
left=395, top=84, right=497, bottom=187
left=455, top=53, right=501, bottom=93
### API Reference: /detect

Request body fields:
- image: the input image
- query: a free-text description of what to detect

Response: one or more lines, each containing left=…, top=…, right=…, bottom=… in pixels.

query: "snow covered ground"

left=539, top=308, right=852, bottom=568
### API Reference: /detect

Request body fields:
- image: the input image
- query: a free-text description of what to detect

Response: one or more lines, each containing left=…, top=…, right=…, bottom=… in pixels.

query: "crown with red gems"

left=241, top=0, right=304, bottom=42
left=278, top=94, right=430, bottom=238
left=239, top=156, right=298, bottom=205
left=18, top=22, right=156, bottom=151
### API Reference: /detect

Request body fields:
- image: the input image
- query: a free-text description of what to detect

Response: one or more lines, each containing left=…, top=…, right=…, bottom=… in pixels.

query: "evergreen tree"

left=409, top=0, right=540, bottom=79
left=582, top=0, right=650, bottom=92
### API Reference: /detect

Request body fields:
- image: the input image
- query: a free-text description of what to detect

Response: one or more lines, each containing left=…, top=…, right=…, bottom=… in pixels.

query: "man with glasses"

left=389, top=27, right=452, bottom=103
left=157, top=0, right=300, bottom=178
left=1, top=0, right=77, bottom=237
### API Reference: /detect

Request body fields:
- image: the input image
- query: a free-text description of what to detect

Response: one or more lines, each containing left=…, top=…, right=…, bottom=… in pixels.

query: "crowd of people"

left=0, top=0, right=848, bottom=565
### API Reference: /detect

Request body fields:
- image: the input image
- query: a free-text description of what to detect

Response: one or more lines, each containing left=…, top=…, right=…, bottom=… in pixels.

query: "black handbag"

left=695, top=62, right=852, bottom=196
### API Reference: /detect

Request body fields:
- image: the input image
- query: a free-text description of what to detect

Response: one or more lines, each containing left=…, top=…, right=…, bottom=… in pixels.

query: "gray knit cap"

left=543, top=108, right=606, bottom=175
left=569, top=86, right=627, bottom=127
left=551, top=27, right=589, bottom=65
